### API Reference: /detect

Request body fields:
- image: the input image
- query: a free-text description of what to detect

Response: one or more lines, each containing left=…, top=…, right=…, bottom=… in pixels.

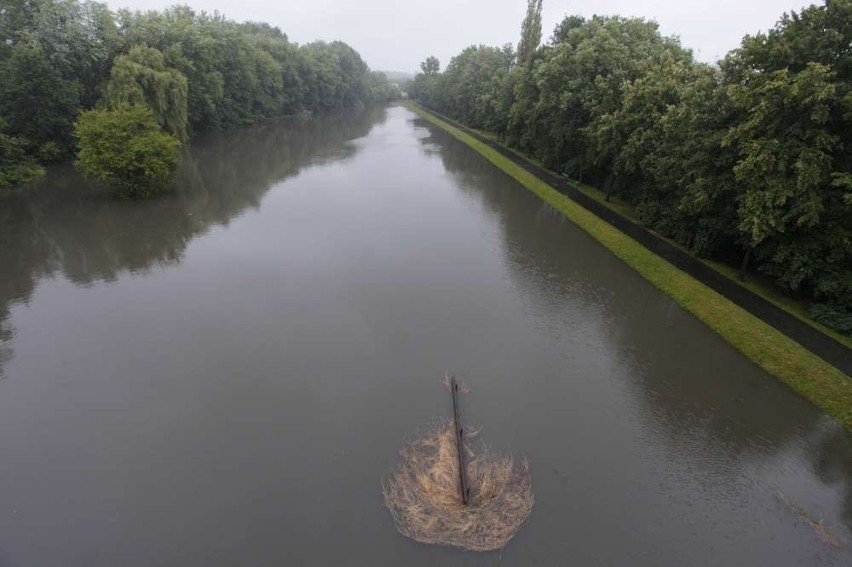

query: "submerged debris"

left=383, top=421, right=533, bottom=552
left=777, top=491, right=842, bottom=549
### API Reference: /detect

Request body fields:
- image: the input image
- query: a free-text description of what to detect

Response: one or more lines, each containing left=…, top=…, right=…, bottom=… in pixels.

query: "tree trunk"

left=739, top=247, right=752, bottom=281
left=605, top=173, right=614, bottom=202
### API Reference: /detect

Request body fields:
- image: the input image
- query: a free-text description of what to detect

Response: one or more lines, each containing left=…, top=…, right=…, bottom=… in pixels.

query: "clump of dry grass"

left=442, top=374, right=471, bottom=394
left=383, top=421, right=533, bottom=551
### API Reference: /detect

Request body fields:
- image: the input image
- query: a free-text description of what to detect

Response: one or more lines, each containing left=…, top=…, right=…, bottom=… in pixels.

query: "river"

left=0, top=105, right=850, bottom=566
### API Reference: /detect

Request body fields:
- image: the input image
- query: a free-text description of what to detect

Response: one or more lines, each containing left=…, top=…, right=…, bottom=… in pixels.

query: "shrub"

left=0, top=128, right=44, bottom=191
left=809, top=304, right=852, bottom=336
left=74, top=105, right=181, bottom=197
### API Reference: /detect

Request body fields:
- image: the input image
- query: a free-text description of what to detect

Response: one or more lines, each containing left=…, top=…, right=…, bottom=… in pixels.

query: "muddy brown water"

left=0, top=105, right=850, bottom=566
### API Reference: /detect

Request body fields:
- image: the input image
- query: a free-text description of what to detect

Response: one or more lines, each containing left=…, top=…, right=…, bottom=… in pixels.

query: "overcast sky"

left=104, top=0, right=815, bottom=72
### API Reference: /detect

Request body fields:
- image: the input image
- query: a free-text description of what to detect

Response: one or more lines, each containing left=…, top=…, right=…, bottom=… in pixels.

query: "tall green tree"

left=0, top=0, right=118, bottom=158
left=722, top=0, right=852, bottom=310
left=413, top=0, right=852, bottom=330
left=0, top=41, right=81, bottom=159
left=725, top=64, right=838, bottom=255
left=410, top=56, right=441, bottom=108
left=648, top=68, right=739, bottom=256
left=433, top=45, right=514, bottom=129
left=516, top=0, right=542, bottom=67
left=0, top=0, right=387, bottom=193
left=420, top=56, right=440, bottom=76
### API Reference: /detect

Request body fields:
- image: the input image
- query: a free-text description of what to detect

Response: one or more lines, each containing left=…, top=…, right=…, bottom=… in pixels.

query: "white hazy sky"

left=104, top=0, right=816, bottom=72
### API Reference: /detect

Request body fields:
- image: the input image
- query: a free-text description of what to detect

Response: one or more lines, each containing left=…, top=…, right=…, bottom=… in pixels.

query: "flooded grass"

left=407, top=103, right=852, bottom=430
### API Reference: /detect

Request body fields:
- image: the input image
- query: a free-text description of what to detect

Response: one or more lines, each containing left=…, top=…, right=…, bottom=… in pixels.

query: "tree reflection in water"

left=415, top=119, right=852, bottom=542
left=0, top=106, right=388, bottom=378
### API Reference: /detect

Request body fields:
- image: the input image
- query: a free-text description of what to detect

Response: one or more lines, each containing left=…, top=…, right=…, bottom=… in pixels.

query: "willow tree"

left=104, top=45, right=189, bottom=141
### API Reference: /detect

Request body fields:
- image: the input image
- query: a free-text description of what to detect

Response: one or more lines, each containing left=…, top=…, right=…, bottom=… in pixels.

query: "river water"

left=0, top=105, right=850, bottom=566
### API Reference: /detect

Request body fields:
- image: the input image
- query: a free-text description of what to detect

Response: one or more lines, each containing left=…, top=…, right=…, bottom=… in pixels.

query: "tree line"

left=0, top=0, right=399, bottom=193
left=410, top=0, right=852, bottom=334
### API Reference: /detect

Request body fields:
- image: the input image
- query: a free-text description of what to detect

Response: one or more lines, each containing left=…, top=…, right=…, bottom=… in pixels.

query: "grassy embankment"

left=405, top=102, right=852, bottom=429
left=471, top=127, right=852, bottom=351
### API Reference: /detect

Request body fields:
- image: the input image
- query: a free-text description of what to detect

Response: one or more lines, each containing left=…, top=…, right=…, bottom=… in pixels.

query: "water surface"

left=0, top=105, right=850, bottom=566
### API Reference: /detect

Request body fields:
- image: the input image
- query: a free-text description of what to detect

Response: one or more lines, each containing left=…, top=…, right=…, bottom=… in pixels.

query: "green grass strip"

left=405, top=102, right=852, bottom=429
left=472, top=122, right=852, bottom=349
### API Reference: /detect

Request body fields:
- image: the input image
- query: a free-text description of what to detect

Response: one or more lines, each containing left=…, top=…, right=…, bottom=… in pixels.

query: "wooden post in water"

left=450, top=375, right=470, bottom=505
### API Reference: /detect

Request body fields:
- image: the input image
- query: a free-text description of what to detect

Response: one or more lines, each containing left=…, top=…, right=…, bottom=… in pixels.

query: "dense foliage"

left=411, top=0, right=852, bottom=332
left=370, top=71, right=404, bottom=102
left=104, top=45, right=189, bottom=141
left=0, top=119, right=44, bottom=189
left=0, top=0, right=399, bottom=191
left=75, top=105, right=181, bottom=197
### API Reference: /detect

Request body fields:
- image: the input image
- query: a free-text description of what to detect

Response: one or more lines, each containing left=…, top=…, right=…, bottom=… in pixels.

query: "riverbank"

left=405, top=102, right=852, bottom=429
left=471, top=128, right=852, bottom=352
